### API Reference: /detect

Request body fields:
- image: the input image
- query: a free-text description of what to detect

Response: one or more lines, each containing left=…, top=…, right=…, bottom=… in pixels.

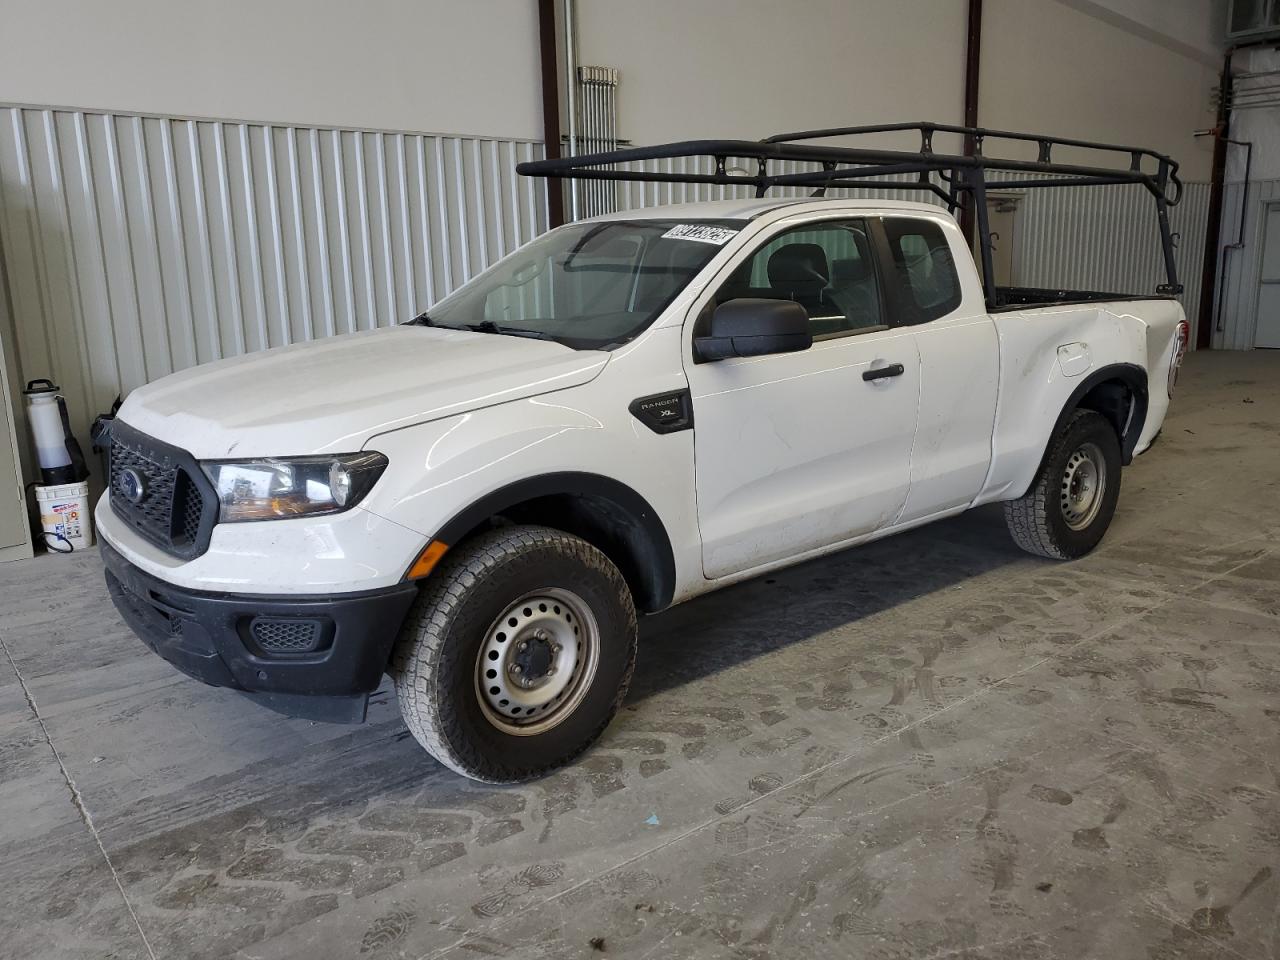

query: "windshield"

left=416, top=219, right=746, bottom=349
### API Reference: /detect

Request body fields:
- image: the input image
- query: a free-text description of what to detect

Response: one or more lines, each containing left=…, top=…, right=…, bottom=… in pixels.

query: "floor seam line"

left=0, top=634, right=159, bottom=960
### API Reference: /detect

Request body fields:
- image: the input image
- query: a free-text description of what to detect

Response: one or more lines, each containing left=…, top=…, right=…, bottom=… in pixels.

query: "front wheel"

left=391, top=525, right=637, bottom=782
left=1004, top=409, right=1123, bottom=560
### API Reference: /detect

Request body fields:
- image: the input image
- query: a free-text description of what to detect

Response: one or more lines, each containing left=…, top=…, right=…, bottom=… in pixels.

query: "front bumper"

left=102, top=541, right=418, bottom=722
left=94, top=491, right=427, bottom=596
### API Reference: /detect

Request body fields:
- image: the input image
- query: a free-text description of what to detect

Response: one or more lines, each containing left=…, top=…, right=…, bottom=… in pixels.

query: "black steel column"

left=537, top=0, right=565, bottom=228
left=971, top=172, right=996, bottom=307
left=959, top=0, right=983, bottom=243
left=1154, top=159, right=1181, bottom=294
left=1196, top=50, right=1234, bottom=349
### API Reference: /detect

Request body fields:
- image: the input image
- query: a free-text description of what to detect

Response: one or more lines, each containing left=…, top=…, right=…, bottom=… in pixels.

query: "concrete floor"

left=2, top=350, right=1278, bottom=960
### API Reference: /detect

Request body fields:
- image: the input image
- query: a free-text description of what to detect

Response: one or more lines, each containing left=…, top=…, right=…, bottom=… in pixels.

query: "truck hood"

left=117, top=326, right=610, bottom=458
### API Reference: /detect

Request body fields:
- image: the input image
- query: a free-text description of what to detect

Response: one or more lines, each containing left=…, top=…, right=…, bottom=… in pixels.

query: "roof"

left=585, top=196, right=949, bottom=222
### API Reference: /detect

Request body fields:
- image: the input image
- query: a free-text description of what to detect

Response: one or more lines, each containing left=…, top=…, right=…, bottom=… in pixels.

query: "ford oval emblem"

left=118, top=467, right=147, bottom=505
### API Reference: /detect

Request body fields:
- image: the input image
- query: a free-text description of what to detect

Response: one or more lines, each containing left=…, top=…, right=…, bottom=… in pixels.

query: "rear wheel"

left=391, top=525, right=637, bottom=782
left=1004, top=409, right=1122, bottom=560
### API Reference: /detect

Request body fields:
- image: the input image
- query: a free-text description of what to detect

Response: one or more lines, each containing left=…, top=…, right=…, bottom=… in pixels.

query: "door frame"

left=678, top=207, right=922, bottom=580
left=1250, top=199, right=1280, bottom=349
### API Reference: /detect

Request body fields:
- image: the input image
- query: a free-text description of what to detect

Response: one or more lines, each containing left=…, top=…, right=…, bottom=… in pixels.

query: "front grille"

left=250, top=618, right=325, bottom=654
left=108, top=425, right=214, bottom=560
left=175, top=475, right=206, bottom=544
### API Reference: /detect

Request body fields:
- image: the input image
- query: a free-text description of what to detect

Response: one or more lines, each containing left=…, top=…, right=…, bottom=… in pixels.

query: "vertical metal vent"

left=574, top=66, right=620, bottom=219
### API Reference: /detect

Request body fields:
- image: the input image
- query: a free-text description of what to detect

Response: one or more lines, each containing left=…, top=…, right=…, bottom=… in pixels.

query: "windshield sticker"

left=661, top=224, right=739, bottom=245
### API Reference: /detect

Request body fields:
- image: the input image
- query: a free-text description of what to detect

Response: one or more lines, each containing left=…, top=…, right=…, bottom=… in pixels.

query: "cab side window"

left=880, top=218, right=962, bottom=324
left=713, top=221, right=885, bottom=339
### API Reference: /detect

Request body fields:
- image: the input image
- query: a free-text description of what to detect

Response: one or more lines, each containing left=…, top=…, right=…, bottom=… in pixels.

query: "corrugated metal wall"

left=1213, top=178, right=1280, bottom=350
left=1014, top=179, right=1210, bottom=329
left=0, top=103, right=548, bottom=484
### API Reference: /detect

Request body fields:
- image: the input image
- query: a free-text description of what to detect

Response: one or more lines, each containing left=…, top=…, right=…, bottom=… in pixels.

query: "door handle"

left=862, top=363, right=905, bottom=382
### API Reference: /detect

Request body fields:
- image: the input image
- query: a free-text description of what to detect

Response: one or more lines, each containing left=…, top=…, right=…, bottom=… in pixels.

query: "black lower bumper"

left=101, top=541, right=418, bottom=723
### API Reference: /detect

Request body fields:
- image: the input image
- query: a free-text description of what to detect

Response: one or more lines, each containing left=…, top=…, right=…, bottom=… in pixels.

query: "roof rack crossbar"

left=764, top=161, right=947, bottom=186
left=524, top=152, right=1170, bottom=193
left=519, top=140, right=1179, bottom=203
left=762, top=121, right=1176, bottom=174
left=982, top=176, right=1146, bottom=190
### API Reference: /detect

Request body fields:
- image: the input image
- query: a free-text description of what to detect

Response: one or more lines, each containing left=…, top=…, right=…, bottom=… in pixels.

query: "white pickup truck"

left=98, top=126, right=1190, bottom=781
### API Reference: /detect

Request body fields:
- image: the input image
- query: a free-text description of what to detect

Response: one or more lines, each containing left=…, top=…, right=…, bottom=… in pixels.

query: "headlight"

left=202, top=453, right=388, bottom=522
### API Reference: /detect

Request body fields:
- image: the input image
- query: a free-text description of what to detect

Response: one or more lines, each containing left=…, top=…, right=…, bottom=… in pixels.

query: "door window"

left=712, top=220, right=885, bottom=339
left=881, top=218, right=962, bottom=323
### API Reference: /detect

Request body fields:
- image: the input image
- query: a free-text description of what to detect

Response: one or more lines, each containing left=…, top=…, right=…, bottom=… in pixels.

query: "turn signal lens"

left=407, top=540, right=449, bottom=580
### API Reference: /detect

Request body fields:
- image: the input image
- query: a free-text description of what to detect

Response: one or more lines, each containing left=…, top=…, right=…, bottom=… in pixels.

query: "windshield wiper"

left=409, top=315, right=555, bottom=340
left=464, top=320, right=555, bottom=340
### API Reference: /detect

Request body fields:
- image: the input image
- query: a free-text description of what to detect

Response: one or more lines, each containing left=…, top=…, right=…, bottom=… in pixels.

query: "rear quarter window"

left=881, top=218, right=962, bottom=324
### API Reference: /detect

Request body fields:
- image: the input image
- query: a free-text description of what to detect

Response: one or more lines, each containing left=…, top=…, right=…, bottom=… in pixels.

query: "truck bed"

left=975, top=294, right=1184, bottom=509
left=990, top=286, right=1179, bottom=312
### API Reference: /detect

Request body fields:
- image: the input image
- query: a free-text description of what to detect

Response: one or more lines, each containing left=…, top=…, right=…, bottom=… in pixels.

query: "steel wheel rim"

left=1061, top=441, right=1106, bottom=531
left=475, top=587, right=600, bottom=736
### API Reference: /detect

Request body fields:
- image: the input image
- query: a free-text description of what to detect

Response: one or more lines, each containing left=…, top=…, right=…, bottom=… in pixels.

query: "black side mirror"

left=694, top=298, right=812, bottom=361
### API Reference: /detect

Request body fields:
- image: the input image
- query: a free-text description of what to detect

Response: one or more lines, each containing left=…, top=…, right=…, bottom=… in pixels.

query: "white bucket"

left=35, top=481, right=94, bottom=553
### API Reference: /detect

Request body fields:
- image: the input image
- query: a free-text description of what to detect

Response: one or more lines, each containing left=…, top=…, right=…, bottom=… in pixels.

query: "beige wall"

left=0, top=0, right=1220, bottom=173
left=575, top=0, right=1219, bottom=180
left=0, top=0, right=542, bottom=141
left=982, top=0, right=1219, bottom=180
left=574, top=0, right=969, bottom=148
left=1064, top=0, right=1225, bottom=60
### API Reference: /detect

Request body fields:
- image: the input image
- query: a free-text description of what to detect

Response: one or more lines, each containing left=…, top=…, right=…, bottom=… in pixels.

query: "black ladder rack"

left=516, top=121, right=1184, bottom=306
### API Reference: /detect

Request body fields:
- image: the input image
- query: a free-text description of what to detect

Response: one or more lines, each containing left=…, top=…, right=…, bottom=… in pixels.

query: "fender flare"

left=1044, top=363, right=1149, bottom=468
left=430, top=472, right=677, bottom=612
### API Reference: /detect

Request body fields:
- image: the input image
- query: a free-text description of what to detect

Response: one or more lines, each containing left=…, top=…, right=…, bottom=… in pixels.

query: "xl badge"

left=118, top=467, right=147, bottom=505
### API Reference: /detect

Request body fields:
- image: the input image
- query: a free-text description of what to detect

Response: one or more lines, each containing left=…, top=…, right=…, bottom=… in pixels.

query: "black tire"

left=1003, top=409, right=1123, bottom=560
left=390, top=525, right=637, bottom=782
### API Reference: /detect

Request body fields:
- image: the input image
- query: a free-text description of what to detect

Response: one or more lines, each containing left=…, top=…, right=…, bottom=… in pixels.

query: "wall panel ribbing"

left=0, top=104, right=548, bottom=484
